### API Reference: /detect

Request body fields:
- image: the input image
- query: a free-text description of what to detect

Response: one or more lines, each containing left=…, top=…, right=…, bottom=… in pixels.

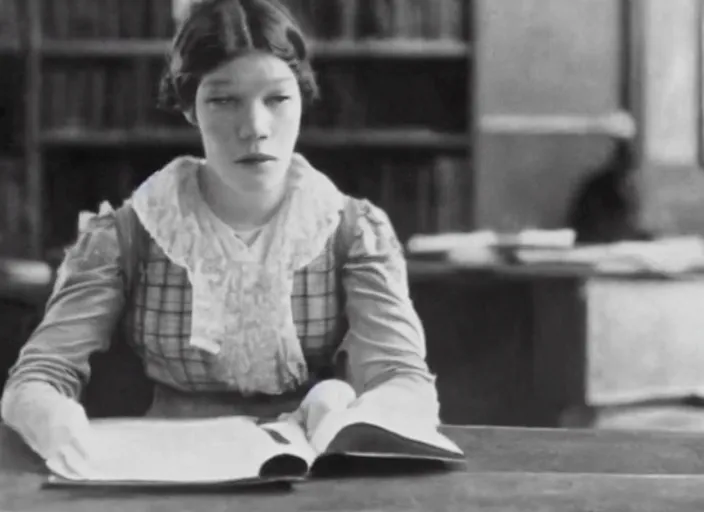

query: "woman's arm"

left=0, top=212, right=126, bottom=456
left=339, top=199, right=441, bottom=424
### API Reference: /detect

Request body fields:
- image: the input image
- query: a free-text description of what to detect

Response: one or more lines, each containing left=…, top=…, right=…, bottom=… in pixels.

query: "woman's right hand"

left=298, top=379, right=356, bottom=436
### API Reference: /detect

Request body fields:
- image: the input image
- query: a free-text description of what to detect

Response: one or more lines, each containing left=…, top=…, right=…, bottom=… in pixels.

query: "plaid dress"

left=121, top=215, right=349, bottom=394
left=5, top=194, right=441, bottom=424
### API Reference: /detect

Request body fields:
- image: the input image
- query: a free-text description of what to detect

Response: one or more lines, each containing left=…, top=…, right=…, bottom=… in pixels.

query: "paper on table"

left=46, top=416, right=299, bottom=484
left=406, top=231, right=498, bottom=255
left=513, top=236, right=704, bottom=275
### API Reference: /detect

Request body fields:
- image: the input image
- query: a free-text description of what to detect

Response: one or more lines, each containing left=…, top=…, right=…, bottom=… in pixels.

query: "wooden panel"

left=475, top=0, right=622, bottom=116
left=635, top=0, right=704, bottom=235
left=640, top=164, right=704, bottom=236
left=413, top=278, right=536, bottom=426
left=473, top=0, right=625, bottom=229
left=641, top=0, right=699, bottom=165
left=531, top=278, right=588, bottom=425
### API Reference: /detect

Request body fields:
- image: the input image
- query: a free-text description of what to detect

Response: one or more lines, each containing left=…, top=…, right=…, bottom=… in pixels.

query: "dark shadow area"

left=311, top=453, right=464, bottom=479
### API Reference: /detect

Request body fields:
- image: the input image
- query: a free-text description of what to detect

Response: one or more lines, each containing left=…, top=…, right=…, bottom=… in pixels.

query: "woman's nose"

left=237, top=102, right=271, bottom=141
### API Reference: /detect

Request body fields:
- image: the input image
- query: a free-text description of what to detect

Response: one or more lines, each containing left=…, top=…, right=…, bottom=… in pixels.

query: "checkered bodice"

left=121, top=234, right=348, bottom=392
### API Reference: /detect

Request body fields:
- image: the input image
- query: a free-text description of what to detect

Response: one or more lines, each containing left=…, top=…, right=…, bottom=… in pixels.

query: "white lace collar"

left=131, top=153, right=345, bottom=395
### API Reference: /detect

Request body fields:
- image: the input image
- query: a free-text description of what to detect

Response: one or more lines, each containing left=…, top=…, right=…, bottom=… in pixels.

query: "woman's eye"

left=267, top=95, right=290, bottom=105
left=207, top=97, right=237, bottom=106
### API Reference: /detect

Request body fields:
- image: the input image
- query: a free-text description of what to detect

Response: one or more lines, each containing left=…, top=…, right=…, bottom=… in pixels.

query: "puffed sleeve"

left=339, top=199, right=441, bottom=424
left=1, top=211, right=126, bottom=451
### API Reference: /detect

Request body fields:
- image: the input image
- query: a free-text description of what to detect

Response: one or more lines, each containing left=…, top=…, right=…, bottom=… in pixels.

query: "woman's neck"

left=198, top=164, right=288, bottom=230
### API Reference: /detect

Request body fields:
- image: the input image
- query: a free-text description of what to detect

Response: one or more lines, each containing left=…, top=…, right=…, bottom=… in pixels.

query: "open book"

left=45, top=381, right=465, bottom=488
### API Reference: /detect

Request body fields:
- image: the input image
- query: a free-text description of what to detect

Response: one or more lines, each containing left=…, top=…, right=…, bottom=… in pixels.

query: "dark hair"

left=158, top=0, right=318, bottom=113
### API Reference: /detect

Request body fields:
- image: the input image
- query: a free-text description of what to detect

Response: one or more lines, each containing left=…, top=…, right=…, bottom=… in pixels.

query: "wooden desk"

left=3, top=423, right=704, bottom=511
left=410, top=261, right=704, bottom=427
left=3, top=259, right=704, bottom=429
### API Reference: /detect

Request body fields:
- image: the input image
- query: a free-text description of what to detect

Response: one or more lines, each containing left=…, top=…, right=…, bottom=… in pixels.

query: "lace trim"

left=130, top=154, right=345, bottom=395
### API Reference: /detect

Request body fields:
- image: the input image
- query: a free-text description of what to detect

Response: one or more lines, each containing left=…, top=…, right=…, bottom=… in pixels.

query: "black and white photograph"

left=1, top=1, right=704, bottom=510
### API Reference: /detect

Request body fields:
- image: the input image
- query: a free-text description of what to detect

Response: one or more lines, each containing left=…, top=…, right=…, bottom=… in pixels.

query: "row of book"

left=0, top=58, right=24, bottom=150
left=40, top=151, right=467, bottom=251
left=287, top=0, right=466, bottom=41
left=313, top=152, right=467, bottom=241
left=42, top=0, right=175, bottom=39
left=37, top=0, right=466, bottom=41
left=41, top=61, right=467, bottom=132
left=0, top=158, right=30, bottom=257
left=0, top=0, right=20, bottom=47
left=355, top=154, right=468, bottom=241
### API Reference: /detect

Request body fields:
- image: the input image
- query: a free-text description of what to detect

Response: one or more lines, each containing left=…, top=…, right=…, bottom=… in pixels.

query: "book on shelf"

left=0, top=158, right=29, bottom=257
left=433, top=155, right=465, bottom=233
left=0, top=0, right=19, bottom=48
left=42, top=0, right=177, bottom=39
left=39, top=0, right=464, bottom=43
left=45, top=380, right=465, bottom=488
left=151, top=0, right=175, bottom=38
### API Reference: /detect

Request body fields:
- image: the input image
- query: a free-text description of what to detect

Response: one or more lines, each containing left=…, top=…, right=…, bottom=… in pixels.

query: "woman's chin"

left=229, top=168, right=286, bottom=193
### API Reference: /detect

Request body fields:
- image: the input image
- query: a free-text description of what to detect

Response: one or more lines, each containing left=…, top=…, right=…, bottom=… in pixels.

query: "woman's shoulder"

left=62, top=199, right=149, bottom=274
left=62, top=206, right=122, bottom=271
left=340, top=196, right=394, bottom=230
left=338, top=196, right=403, bottom=258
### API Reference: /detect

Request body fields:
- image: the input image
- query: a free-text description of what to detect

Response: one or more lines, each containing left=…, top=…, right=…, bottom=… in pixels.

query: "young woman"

left=1, top=0, right=439, bottom=471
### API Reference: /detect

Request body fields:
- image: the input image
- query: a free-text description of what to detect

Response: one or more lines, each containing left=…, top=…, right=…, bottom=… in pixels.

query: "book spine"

left=104, top=0, right=121, bottom=38
left=377, top=0, right=395, bottom=39
left=449, top=0, right=464, bottom=40
left=438, top=0, right=463, bottom=41
left=416, top=162, right=431, bottom=234
left=380, top=163, right=394, bottom=226
left=357, top=0, right=385, bottom=39
left=41, top=68, right=54, bottom=129
left=390, top=0, right=409, bottom=39
left=422, top=0, right=439, bottom=39
left=433, top=156, right=463, bottom=232
left=339, top=0, right=358, bottom=40
left=52, top=0, right=71, bottom=38
left=88, top=0, right=102, bottom=38
left=105, top=66, right=120, bottom=127
left=40, top=0, right=56, bottom=38
left=89, top=66, right=107, bottom=129
left=52, top=69, right=70, bottom=129
left=0, top=159, right=29, bottom=256
left=134, top=60, right=151, bottom=126
left=77, top=66, right=92, bottom=128
left=150, top=0, right=173, bottom=38
left=407, top=0, right=423, bottom=39
left=122, top=64, right=139, bottom=128
left=70, top=0, right=95, bottom=38
left=0, top=0, right=18, bottom=45
left=120, top=1, right=145, bottom=38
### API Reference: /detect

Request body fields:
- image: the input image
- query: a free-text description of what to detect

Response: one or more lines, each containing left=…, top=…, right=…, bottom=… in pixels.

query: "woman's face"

left=192, top=52, right=302, bottom=194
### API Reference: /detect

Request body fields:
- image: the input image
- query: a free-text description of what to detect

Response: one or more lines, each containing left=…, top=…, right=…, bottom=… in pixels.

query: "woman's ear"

left=183, top=108, right=197, bottom=126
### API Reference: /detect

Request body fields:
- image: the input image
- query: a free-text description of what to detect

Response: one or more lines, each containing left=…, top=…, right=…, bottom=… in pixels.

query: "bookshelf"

left=41, top=127, right=468, bottom=150
left=4, top=0, right=474, bottom=259
left=40, top=38, right=470, bottom=59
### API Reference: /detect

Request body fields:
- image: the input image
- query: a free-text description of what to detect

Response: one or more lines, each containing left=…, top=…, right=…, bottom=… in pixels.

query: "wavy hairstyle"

left=158, top=0, right=318, bottom=113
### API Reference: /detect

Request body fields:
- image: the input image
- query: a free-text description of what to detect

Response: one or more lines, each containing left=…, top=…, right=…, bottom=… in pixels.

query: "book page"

left=309, top=407, right=465, bottom=461
left=254, top=380, right=358, bottom=461
left=256, top=418, right=317, bottom=465
left=46, top=416, right=309, bottom=484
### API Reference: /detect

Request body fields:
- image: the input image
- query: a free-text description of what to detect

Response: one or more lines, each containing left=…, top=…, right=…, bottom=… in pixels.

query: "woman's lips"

left=236, top=153, right=276, bottom=164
